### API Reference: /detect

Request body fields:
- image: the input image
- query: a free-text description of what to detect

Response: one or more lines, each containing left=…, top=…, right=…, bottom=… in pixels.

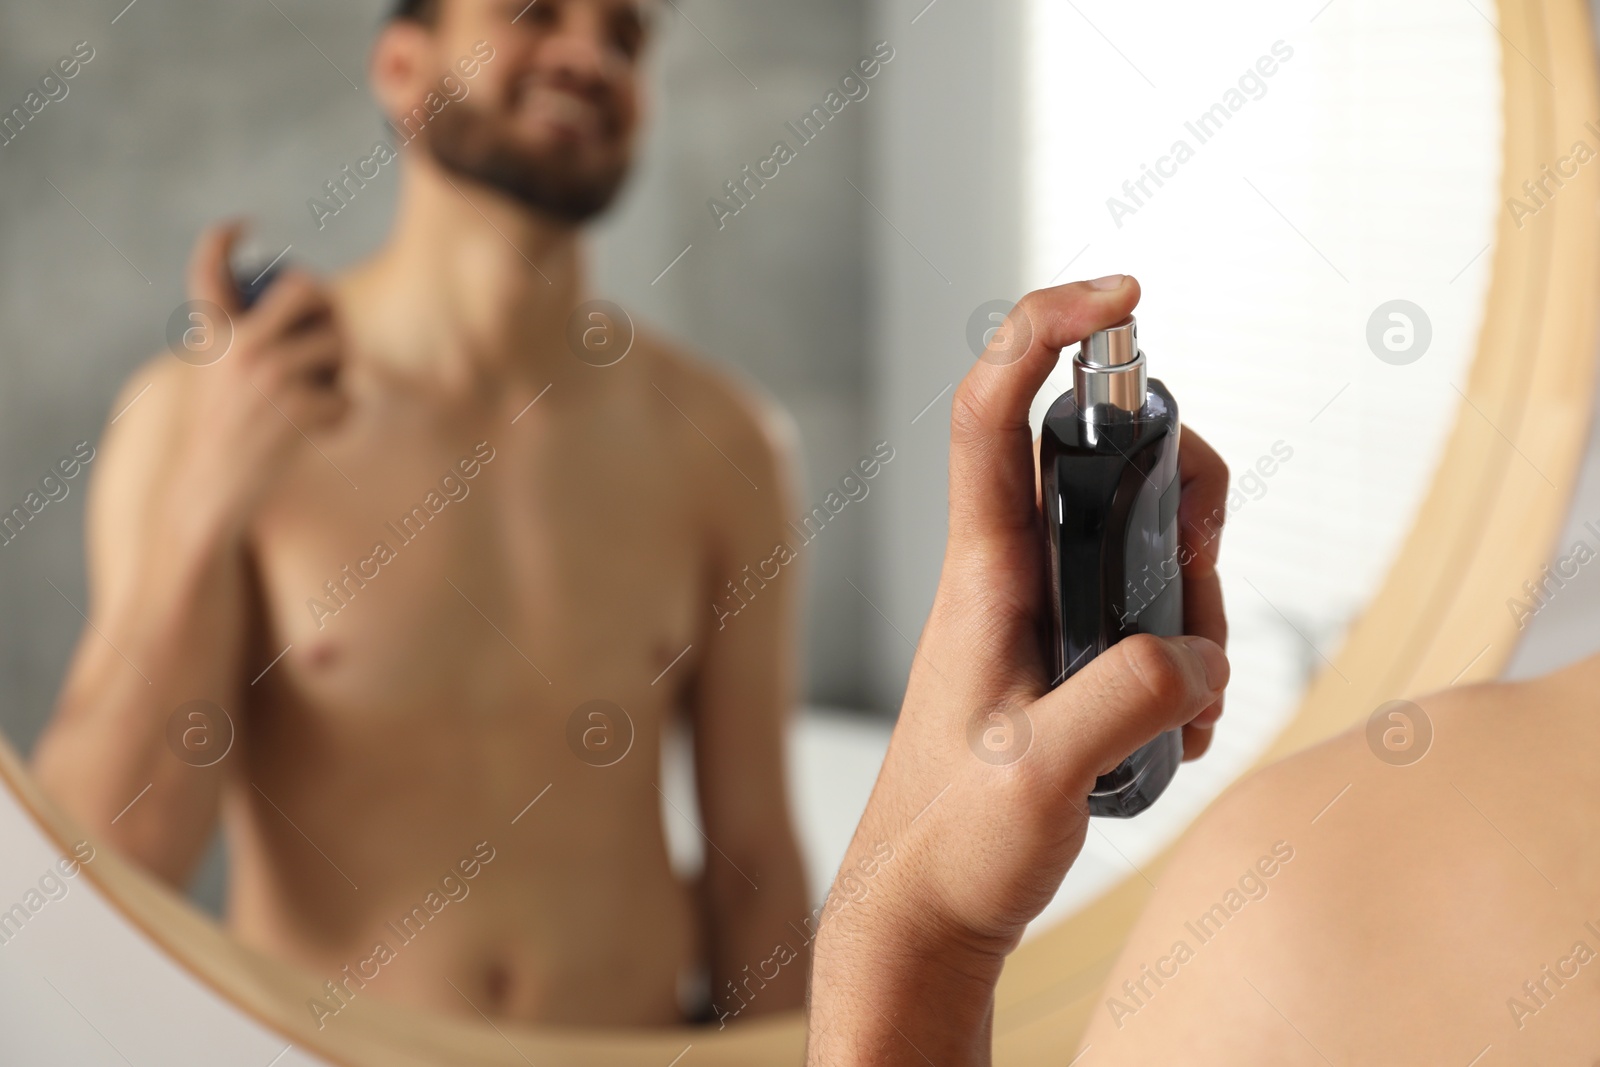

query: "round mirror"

left=0, top=0, right=1595, bottom=1062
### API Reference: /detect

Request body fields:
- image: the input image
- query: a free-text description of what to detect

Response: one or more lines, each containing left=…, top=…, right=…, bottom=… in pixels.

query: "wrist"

left=156, top=466, right=253, bottom=559
left=807, top=886, right=1005, bottom=1067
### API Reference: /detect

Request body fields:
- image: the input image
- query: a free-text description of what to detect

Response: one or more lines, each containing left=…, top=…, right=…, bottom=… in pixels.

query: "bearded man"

left=33, top=0, right=810, bottom=1028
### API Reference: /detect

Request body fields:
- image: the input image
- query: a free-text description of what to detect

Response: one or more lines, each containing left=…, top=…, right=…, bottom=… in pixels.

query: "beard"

left=422, top=98, right=632, bottom=225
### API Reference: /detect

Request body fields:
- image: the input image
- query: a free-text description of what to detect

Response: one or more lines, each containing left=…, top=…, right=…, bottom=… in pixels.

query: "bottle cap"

left=1080, top=316, right=1139, bottom=368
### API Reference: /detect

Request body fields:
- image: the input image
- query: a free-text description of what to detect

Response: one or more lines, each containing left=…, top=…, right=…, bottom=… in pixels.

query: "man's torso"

left=222, top=328, right=725, bottom=1027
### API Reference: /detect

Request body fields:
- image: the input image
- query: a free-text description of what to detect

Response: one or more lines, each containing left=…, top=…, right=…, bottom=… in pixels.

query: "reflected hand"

left=807, top=277, right=1230, bottom=1066
left=176, top=221, right=349, bottom=538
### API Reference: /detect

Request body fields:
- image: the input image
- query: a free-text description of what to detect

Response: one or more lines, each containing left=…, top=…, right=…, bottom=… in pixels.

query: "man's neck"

left=342, top=157, right=587, bottom=388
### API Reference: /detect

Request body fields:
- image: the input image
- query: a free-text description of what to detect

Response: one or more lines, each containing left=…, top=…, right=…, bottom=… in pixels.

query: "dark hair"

left=391, top=0, right=440, bottom=23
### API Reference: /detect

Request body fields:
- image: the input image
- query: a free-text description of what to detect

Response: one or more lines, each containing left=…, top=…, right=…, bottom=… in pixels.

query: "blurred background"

left=2, top=0, right=1599, bottom=924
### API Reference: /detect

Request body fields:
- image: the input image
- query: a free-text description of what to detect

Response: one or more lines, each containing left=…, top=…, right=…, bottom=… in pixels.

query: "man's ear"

left=370, top=21, right=436, bottom=126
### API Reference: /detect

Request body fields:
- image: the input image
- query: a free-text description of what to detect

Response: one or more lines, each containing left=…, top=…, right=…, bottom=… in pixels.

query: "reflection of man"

left=32, top=0, right=809, bottom=1027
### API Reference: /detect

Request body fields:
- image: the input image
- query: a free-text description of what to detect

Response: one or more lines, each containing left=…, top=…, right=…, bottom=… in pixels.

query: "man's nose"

left=538, top=10, right=618, bottom=93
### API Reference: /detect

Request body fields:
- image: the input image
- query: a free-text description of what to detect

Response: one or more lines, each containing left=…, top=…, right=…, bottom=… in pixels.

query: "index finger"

left=1177, top=427, right=1228, bottom=579
left=186, top=221, right=247, bottom=316
left=946, top=276, right=1141, bottom=558
left=1177, top=427, right=1229, bottom=757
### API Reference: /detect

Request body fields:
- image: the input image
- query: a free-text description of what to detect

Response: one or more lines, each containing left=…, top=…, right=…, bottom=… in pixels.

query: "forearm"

left=34, top=510, right=250, bottom=880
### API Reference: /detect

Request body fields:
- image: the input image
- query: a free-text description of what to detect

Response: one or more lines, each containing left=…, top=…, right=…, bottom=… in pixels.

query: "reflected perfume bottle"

left=235, top=260, right=285, bottom=309
left=1039, top=315, right=1184, bottom=818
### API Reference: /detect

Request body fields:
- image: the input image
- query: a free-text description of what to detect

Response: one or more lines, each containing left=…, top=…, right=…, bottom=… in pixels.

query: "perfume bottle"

left=1039, top=315, right=1184, bottom=818
left=234, top=260, right=285, bottom=309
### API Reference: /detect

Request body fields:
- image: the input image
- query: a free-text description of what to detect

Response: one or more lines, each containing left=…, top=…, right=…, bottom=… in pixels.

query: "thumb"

left=1031, top=634, right=1227, bottom=789
left=946, top=278, right=1140, bottom=563
left=186, top=220, right=247, bottom=316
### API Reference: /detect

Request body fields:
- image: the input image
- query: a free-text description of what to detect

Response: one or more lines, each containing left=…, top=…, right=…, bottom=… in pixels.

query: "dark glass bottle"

left=1039, top=315, right=1184, bottom=818
left=236, top=261, right=285, bottom=309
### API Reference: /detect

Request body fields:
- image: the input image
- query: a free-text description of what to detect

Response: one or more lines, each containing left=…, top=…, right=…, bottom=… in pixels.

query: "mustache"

left=515, top=72, right=626, bottom=136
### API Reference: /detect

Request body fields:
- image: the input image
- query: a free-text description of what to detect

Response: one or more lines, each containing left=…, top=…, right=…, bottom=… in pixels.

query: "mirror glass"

left=1019, top=0, right=1502, bottom=932
left=0, top=0, right=1503, bottom=1043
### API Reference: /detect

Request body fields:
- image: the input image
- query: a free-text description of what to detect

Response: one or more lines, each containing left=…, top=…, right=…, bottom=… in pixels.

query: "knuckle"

left=239, top=335, right=279, bottom=368
left=275, top=271, right=324, bottom=308
left=252, top=361, right=291, bottom=394
left=309, top=327, right=343, bottom=354
left=225, top=337, right=259, bottom=368
left=1118, top=634, right=1193, bottom=706
left=1014, top=289, right=1046, bottom=322
left=277, top=267, right=316, bottom=290
left=948, top=381, right=988, bottom=441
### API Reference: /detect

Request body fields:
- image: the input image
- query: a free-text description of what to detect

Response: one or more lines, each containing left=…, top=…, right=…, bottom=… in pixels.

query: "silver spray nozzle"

left=1074, top=315, right=1147, bottom=419
left=1080, top=316, right=1139, bottom=367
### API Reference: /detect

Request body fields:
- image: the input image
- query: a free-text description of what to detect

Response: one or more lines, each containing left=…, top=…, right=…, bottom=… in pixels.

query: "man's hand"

left=176, top=222, right=348, bottom=541
left=30, top=220, right=348, bottom=882
left=807, top=276, right=1230, bottom=1066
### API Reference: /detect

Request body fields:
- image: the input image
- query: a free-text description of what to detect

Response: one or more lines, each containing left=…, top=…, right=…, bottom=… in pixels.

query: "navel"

left=303, top=640, right=341, bottom=670
left=483, top=960, right=513, bottom=1012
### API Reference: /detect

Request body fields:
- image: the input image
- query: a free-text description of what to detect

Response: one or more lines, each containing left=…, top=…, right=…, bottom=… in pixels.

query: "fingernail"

left=1176, top=636, right=1229, bottom=692
left=1088, top=274, right=1125, bottom=291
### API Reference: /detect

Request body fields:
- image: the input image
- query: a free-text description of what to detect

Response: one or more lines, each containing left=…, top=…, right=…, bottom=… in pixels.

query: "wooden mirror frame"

left=2, top=0, right=1596, bottom=1061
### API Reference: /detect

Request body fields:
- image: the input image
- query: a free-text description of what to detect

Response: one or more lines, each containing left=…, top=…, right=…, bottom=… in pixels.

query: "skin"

left=1078, top=664, right=1600, bottom=1064
left=805, top=279, right=1600, bottom=1063
left=806, top=277, right=1232, bottom=1065
left=31, top=0, right=809, bottom=1028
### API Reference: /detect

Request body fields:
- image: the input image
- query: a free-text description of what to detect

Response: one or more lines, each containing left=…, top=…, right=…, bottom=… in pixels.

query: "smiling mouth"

left=517, top=81, right=608, bottom=141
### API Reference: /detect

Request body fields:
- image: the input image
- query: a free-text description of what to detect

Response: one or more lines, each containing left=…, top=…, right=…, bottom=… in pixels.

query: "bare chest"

left=245, top=413, right=706, bottom=726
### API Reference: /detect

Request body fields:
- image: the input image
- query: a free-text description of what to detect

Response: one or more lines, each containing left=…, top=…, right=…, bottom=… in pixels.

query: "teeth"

left=549, top=95, right=585, bottom=118
left=520, top=82, right=601, bottom=133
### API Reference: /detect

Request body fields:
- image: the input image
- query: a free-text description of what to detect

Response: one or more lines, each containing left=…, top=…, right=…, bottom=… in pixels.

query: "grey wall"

left=0, top=0, right=882, bottom=765
left=863, top=0, right=1028, bottom=707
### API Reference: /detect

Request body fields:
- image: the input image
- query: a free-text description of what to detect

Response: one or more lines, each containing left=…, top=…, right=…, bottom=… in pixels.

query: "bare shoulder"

left=1081, top=672, right=1600, bottom=1063
left=81, top=354, right=200, bottom=574
left=92, top=354, right=195, bottom=502
left=637, top=332, right=800, bottom=512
